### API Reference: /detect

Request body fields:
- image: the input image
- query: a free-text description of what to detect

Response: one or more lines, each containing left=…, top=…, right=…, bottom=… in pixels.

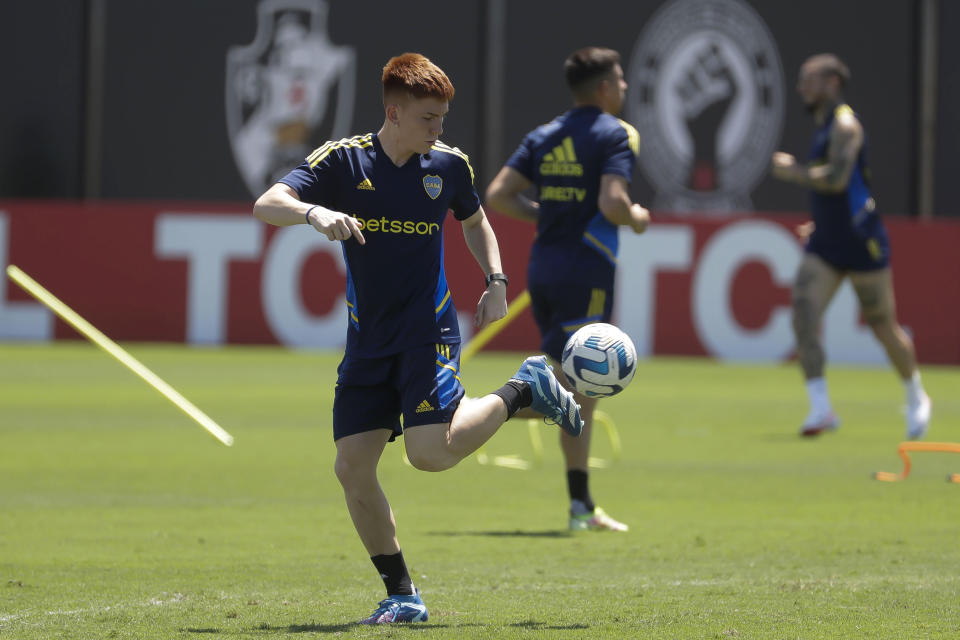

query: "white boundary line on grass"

left=0, top=606, right=114, bottom=625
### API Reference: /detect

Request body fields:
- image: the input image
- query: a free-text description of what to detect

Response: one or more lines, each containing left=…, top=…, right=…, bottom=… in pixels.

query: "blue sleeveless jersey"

left=806, top=104, right=889, bottom=270
left=279, top=134, right=481, bottom=357
left=506, top=106, right=640, bottom=286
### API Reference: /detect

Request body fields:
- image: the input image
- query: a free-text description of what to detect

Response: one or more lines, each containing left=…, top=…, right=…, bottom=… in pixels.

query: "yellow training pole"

left=873, top=441, right=960, bottom=482
left=6, top=265, right=234, bottom=447
left=460, top=289, right=531, bottom=364
left=463, top=289, right=533, bottom=468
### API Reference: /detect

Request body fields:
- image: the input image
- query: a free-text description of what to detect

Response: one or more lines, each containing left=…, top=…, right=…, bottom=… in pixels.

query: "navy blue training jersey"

left=808, top=104, right=876, bottom=236
left=279, top=133, right=481, bottom=357
left=506, top=106, right=640, bottom=286
left=806, top=104, right=888, bottom=267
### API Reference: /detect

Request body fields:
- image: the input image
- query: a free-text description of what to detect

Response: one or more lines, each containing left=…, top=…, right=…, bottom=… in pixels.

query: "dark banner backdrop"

left=499, top=0, right=916, bottom=215
left=0, top=0, right=951, bottom=216
left=0, top=2, right=87, bottom=198
left=935, top=0, right=959, bottom=216
left=97, top=0, right=483, bottom=200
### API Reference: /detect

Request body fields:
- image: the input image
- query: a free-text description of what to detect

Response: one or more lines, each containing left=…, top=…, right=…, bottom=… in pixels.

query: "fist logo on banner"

left=627, top=0, right=785, bottom=213
left=226, top=0, right=356, bottom=197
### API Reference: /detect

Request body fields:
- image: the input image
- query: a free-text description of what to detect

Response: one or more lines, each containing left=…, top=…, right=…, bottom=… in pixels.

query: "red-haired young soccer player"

left=253, top=53, right=583, bottom=624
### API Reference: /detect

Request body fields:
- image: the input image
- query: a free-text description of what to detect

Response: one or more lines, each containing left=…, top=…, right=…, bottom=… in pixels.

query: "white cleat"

left=799, top=410, right=839, bottom=437
left=906, top=392, right=931, bottom=440
left=569, top=507, right=628, bottom=532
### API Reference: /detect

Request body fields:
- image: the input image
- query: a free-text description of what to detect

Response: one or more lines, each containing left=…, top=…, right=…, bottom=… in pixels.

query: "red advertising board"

left=2, top=201, right=958, bottom=364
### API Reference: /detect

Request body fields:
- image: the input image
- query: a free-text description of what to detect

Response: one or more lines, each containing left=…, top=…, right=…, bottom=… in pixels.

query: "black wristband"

left=485, top=273, right=508, bottom=288
left=305, top=205, right=319, bottom=224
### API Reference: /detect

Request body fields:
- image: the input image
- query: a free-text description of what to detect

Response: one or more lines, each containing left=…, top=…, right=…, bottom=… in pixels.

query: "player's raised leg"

left=792, top=253, right=844, bottom=436
left=404, top=354, right=583, bottom=472
left=404, top=395, right=509, bottom=471
left=849, top=269, right=931, bottom=439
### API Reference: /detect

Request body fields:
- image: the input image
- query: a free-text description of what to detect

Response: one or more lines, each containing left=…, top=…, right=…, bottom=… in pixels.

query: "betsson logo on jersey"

left=353, top=216, right=440, bottom=235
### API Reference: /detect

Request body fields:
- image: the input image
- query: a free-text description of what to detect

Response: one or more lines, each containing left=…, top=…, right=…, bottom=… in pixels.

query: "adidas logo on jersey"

left=416, top=400, right=435, bottom=413
left=539, top=137, right=583, bottom=176
left=356, top=178, right=375, bottom=190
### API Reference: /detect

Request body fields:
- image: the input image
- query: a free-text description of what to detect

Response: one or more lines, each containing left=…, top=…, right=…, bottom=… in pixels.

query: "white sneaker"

left=800, top=410, right=839, bottom=437
left=569, top=507, right=629, bottom=532
left=906, top=392, right=931, bottom=440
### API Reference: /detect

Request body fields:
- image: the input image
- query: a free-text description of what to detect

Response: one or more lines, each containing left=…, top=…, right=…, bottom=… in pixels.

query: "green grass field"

left=1, top=342, right=958, bottom=639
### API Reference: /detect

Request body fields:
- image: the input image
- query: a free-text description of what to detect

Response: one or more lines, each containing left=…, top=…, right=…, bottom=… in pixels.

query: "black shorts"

left=529, top=282, right=614, bottom=361
left=332, top=343, right=465, bottom=442
left=806, top=217, right=890, bottom=272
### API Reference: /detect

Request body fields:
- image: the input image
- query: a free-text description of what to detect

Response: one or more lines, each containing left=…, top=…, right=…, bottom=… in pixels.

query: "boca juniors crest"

left=226, top=0, right=356, bottom=196
left=423, top=175, right=443, bottom=200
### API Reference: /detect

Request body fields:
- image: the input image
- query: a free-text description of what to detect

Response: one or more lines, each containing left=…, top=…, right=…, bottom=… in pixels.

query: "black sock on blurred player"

left=567, top=470, right=595, bottom=513
left=371, top=551, right=414, bottom=596
left=492, top=380, right=533, bottom=418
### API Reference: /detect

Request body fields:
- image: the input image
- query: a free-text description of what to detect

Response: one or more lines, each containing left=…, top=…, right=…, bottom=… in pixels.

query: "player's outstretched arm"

left=253, top=183, right=312, bottom=226
left=461, top=207, right=508, bottom=329
left=598, top=174, right=649, bottom=234
left=253, top=183, right=365, bottom=244
left=770, top=112, right=863, bottom=193
left=484, top=167, right=539, bottom=222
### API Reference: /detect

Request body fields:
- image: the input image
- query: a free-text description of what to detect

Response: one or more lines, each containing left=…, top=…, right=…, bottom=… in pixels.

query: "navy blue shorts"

left=332, top=343, right=465, bottom=442
left=529, top=282, right=614, bottom=361
left=806, top=217, right=890, bottom=272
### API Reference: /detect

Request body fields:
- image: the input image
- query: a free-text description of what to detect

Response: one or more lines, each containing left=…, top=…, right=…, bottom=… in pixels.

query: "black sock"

left=371, top=551, right=414, bottom=596
left=492, top=380, right=533, bottom=419
left=567, top=469, right=595, bottom=513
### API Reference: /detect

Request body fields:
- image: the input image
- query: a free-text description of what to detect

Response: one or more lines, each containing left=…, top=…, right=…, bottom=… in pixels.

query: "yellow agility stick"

left=6, top=265, right=234, bottom=447
left=589, top=410, right=622, bottom=467
left=873, top=441, right=960, bottom=483
left=464, top=290, right=535, bottom=469
left=460, top=289, right=531, bottom=364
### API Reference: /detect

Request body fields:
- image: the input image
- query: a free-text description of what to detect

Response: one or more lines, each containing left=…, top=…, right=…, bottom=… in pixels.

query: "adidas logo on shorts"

left=415, top=400, right=434, bottom=413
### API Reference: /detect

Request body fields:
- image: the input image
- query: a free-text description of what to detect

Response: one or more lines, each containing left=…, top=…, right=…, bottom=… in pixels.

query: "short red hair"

left=382, top=53, right=455, bottom=103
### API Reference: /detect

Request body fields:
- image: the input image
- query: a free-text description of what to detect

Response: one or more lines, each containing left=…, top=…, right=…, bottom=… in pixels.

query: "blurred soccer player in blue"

left=771, top=53, right=931, bottom=439
left=486, top=47, right=650, bottom=532
left=253, top=53, right=583, bottom=624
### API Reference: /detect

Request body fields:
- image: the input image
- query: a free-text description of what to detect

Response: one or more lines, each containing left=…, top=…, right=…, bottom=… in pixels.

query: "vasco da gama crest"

left=226, top=0, right=356, bottom=196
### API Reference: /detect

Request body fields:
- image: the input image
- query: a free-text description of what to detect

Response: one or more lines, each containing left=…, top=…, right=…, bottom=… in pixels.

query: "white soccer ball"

left=560, top=323, right=638, bottom=398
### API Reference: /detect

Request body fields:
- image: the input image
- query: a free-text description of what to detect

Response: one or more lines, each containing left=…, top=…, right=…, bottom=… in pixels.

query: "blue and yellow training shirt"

left=279, top=133, right=480, bottom=357
left=808, top=104, right=876, bottom=238
left=805, top=104, right=889, bottom=268
left=505, top=106, right=640, bottom=286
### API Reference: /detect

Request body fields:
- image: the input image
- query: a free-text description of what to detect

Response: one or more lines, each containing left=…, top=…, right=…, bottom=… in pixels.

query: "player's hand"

left=307, top=207, right=366, bottom=245
left=629, top=204, right=650, bottom=234
left=795, top=221, right=815, bottom=240
left=771, top=152, right=797, bottom=181
left=474, top=282, right=507, bottom=329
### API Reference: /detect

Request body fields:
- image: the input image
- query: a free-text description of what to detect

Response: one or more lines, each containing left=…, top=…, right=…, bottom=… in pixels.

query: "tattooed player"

left=771, top=53, right=930, bottom=439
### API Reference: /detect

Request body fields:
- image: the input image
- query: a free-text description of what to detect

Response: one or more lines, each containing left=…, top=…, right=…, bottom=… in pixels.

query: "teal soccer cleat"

left=358, top=591, right=429, bottom=625
left=512, top=356, right=584, bottom=437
